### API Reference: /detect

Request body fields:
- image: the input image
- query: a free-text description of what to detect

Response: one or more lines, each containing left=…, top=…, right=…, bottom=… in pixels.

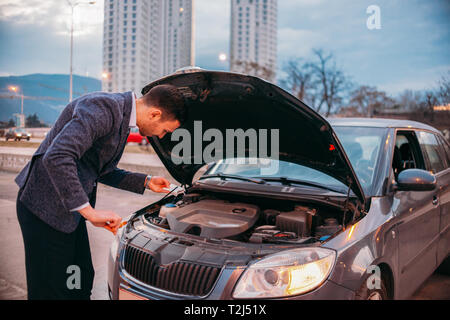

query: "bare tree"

left=281, top=49, right=351, bottom=116
left=280, top=59, right=313, bottom=101
left=395, top=90, right=425, bottom=111
left=348, top=85, right=394, bottom=117
left=421, top=91, right=439, bottom=121
left=309, top=49, right=352, bottom=116
left=233, top=60, right=276, bottom=82
left=437, top=71, right=450, bottom=105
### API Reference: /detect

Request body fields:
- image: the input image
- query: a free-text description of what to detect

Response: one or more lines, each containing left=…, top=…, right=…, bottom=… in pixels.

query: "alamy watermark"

left=170, top=121, right=280, bottom=175
left=367, top=5, right=381, bottom=30
left=366, top=265, right=382, bottom=290
left=66, top=265, right=81, bottom=290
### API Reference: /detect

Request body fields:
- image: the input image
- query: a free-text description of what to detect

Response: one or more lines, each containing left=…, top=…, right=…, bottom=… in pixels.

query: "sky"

left=0, top=0, right=449, bottom=95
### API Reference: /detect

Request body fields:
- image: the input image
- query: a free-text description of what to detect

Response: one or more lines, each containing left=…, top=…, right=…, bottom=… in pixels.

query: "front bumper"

left=108, top=246, right=356, bottom=300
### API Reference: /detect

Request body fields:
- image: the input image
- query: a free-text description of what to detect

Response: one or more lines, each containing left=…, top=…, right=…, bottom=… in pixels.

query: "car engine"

left=146, top=193, right=343, bottom=244
left=165, top=199, right=260, bottom=238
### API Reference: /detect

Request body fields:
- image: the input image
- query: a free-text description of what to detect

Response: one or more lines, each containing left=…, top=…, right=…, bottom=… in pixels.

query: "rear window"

left=437, top=135, right=450, bottom=166
left=417, top=131, right=447, bottom=173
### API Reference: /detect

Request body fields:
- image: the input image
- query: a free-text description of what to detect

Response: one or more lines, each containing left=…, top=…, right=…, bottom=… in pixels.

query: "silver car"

left=108, top=71, right=449, bottom=300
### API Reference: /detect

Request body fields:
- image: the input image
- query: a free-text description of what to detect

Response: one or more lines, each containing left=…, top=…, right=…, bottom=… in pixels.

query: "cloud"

left=378, top=64, right=450, bottom=94
left=0, top=0, right=104, bottom=77
left=0, top=0, right=103, bottom=36
left=193, top=0, right=230, bottom=70
left=277, top=28, right=326, bottom=60
left=0, top=0, right=449, bottom=95
left=194, top=0, right=229, bottom=54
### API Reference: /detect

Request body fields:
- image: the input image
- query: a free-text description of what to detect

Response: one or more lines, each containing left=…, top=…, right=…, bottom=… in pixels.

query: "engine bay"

left=144, top=191, right=350, bottom=245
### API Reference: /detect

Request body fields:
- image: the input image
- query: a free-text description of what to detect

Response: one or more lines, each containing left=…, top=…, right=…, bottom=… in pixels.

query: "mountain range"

left=0, top=74, right=101, bottom=125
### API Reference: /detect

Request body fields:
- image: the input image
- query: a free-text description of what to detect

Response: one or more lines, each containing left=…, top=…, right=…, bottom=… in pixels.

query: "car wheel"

left=355, top=277, right=389, bottom=300
left=27, top=137, right=30, bottom=141
left=5, top=137, right=8, bottom=141
left=437, top=256, right=450, bottom=275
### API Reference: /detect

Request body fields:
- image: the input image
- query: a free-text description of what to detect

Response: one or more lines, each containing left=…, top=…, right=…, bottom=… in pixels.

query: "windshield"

left=205, top=126, right=385, bottom=195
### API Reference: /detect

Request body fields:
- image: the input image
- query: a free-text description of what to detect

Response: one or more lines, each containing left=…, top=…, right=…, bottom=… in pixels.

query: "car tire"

left=355, top=276, right=389, bottom=300
left=5, top=137, right=8, bottom=141
left=27, top=137, right=30, bottom=141
left=437, top=256, right=450, bottom=275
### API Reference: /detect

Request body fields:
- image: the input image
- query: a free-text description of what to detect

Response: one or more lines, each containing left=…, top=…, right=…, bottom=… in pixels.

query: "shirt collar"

left=129, top=92, right=137, bottom=128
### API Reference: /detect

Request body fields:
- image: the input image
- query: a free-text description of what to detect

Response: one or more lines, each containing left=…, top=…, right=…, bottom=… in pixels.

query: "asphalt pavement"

left=0, top=170, right=164, bottom=300
left=0, top=170, right=449, bottom=300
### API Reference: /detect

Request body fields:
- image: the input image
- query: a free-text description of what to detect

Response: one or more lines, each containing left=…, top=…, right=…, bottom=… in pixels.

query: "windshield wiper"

left=258, top=177, right=345, bottom=194
left=198, top=173, right=266, bottom=185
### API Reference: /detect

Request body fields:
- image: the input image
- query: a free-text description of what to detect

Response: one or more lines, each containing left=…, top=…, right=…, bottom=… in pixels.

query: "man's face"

left=138, top=107, right=180, bottom=139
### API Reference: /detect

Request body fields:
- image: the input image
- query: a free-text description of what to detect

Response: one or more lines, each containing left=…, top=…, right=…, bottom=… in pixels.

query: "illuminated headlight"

left=232, top=247, right=336, bottom=299
left=27, top=134, right=31, bottom=136
left=17, top=134, right=22, bottom=137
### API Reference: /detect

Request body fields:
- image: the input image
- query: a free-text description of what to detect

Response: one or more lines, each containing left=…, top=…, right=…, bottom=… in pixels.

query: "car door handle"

left=432, top=196, right=439, bottom=206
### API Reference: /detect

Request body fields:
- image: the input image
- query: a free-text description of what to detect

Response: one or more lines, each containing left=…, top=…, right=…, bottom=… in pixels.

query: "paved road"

left=0, top=171, right=163, bottom=300
left=0, top=171, right=449, bottom=300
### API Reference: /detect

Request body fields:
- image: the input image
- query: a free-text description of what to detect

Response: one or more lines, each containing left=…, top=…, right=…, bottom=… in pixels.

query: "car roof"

left=327, top=117, right=441, bottom=133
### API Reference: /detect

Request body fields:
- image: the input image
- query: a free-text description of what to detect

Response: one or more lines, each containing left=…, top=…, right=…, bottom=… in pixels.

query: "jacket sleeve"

left=98, top=167, right=147, bottom=194
left=41, top=97, right=115, bottom=211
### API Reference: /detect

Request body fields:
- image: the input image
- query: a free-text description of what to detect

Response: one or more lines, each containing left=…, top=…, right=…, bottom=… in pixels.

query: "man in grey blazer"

left=15, top=84, right=185, bottom=299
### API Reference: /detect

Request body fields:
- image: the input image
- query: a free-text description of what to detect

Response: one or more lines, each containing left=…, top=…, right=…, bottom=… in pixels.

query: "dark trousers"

left=16, top=192, right=95, bottom=300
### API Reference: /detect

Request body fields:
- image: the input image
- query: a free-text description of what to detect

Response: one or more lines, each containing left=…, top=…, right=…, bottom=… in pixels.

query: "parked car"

left=108, top=70, right=449, bottom=300
left=127, top=127, right=148, bottom=145
left=5, top=128, right=31, bottom=141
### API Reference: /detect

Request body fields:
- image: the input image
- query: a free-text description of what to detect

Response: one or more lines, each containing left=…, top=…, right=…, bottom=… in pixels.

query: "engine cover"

left=166, top=199, right=260, bottom=239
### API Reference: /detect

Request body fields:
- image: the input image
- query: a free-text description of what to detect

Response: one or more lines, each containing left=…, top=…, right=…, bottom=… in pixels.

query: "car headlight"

left=232, top=247, right=336, bottom=299
left=17, top=134, right=22, bottom=137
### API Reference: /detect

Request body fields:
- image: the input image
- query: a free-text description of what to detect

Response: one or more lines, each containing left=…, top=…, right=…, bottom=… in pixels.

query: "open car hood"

left=143, top=70, right=366, bottom=206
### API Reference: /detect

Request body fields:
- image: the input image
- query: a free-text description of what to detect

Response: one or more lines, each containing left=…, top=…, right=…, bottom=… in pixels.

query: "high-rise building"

left=102, top=0, right=195, bottom=93
left=230, top=0, right=277, bottom=83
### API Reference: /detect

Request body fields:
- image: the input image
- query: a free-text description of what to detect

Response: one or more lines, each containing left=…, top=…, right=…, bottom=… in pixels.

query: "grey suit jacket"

left=15, top=91, right=147, bottom=233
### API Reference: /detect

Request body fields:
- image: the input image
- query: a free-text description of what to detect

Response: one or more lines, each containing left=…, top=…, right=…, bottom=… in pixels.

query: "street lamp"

left=67, top=0, right=96, bottom=102
left=8, top=85, right=24, bottom=127
left=219, top=53, right=227, bottom=62
left=8, top=85, right=24, bottom=114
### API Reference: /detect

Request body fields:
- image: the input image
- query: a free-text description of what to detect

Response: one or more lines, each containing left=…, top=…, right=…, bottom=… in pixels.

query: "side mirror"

left=396, top=169, right=436, bottom=192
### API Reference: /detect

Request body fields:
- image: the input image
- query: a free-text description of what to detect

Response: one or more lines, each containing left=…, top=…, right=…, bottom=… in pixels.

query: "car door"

left=418, top=131, right=450, bottom=267
left=392, top=130, right=440, bottom=299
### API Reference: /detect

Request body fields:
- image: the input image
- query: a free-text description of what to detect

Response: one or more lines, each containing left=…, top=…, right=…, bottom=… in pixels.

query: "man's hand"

left=78, top=205, right=122, bottom=235
left=147, top=176, right=171, bottom=193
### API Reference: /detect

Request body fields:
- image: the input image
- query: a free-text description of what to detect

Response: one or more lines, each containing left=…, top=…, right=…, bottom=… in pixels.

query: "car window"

left=392, top=131, right=424, bottom=180
left=437, top=135, right=450, bottom=167
left=417, top=131, right=446, bottom=173
left=334, top=126, right=385, bottom=191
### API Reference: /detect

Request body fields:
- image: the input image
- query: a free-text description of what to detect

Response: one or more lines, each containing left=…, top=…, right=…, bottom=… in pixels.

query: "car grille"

left=123, top=245, right=221, bottom=296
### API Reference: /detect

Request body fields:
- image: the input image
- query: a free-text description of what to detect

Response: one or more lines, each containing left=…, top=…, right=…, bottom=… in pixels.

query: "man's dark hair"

left=142, top=84, right=186, bottom=122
